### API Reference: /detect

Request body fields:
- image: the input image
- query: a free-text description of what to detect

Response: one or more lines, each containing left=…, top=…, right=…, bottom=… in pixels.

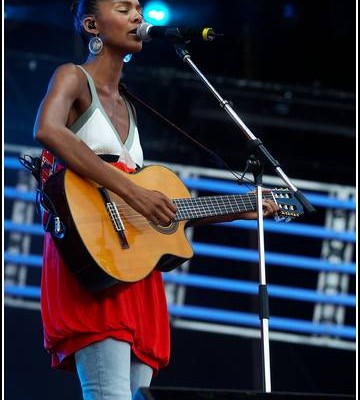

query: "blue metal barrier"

left=4, top=218, right=356, bottom=242
left=193, top=243, right=356, bottom=274
left=3, top=245, right=355, bottom=274
left=4, top=153, right=356, bottom=344
left=162, top=274, right=356, bottom=306
left=4, top=155, right=356, bottom=210
left=168, top=305, right=356, bottom=339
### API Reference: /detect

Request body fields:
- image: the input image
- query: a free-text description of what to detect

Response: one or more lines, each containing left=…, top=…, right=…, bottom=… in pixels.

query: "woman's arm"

left=34, top=64, right=176, bottom=226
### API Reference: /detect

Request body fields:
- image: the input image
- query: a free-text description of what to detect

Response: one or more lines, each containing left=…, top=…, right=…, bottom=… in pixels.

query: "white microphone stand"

left=247, top=156, right=272, bottom=392
left=173, top=43, right=315, bottom=393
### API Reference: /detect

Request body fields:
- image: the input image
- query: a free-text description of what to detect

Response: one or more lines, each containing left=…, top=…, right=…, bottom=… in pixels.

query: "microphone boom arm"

left=174, top=44, right=315, bottom=213
left=174, top=43, right=315, bottom=394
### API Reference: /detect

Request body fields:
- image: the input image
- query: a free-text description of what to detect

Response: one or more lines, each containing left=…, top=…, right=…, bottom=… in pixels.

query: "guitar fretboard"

left=174, top=193, right=274, bottom=221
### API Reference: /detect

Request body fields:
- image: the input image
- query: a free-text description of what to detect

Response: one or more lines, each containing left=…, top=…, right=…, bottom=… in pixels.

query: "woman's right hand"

left=123, top=183, right=177, bottom=226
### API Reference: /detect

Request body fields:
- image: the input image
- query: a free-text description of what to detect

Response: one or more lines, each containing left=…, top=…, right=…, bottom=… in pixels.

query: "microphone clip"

left=166, top=27, right=217, bottom=44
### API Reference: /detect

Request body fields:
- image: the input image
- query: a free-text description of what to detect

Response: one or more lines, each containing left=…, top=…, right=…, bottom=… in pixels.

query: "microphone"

left=136, top=23, right=220, bottom=43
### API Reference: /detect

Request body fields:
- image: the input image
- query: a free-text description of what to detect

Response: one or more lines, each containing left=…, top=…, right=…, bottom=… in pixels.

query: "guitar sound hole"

left=151, top=221, right=179, bottom=235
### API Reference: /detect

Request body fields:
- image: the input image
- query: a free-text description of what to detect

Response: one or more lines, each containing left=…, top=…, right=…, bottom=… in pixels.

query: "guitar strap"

left=40, top=148, right=60, bottom=186
left=119, top=84, right=233, bottom=172
left=17, top=149, right=62, bottom=232
left=37, top=149, right=64, bottom=232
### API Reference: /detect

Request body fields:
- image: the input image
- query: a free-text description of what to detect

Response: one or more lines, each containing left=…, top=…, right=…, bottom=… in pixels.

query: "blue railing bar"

left=269, top=315, right=355, bottom=338
left=4, top=178, right=356, bottom=211
left=3, top=278, right=355, bottom=309
left=3, top=285, right=355, bottom=338
left=4, top=285, right=41, bottom=298
left=168, top=305, right=356, bottom=339
left=4, top=220, right=44, bottom=235
left=219, top=220, right=356, bottom=242
left=4, top=157, right=24, bottom=169
left=183, top=178, right=355, bottom=210
left=163, top=273, right=356, bottom=306
left=3, top=249, right=356, bottom=305
left=4, top=186, right=36, bottom=202
left=4, top=253, right=43, bottom=267
left=193, top=243, right=356, bottom=274
left=4, top=244, right=356, bottom=274
left=269, top=285, right=355, bottom=306
left=306, top=193, right=355, bottom=210
left=184, top=178, right=250, bottom=193
left=3, top=219, right=355, bottom=243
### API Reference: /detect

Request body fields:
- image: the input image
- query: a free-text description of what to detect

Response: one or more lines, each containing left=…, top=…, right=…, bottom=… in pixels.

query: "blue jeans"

left=75, top=338, right=153, bottom=400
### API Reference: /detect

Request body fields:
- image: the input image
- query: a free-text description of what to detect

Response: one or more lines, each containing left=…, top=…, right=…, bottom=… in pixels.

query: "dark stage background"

left=4, top=0, right=357, bottom=399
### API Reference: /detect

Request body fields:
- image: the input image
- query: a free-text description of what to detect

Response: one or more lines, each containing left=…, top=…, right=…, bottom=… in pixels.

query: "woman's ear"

left=83, top=16, right=98, bottom=34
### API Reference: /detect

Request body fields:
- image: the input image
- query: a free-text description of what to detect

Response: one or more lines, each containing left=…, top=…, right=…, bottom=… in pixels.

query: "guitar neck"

left=174, top=192, right=273, bottom=221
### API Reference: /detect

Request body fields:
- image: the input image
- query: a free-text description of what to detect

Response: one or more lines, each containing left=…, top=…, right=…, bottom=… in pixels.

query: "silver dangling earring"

left=123, top=54, right=132, bottom=63
left=88, top=35, right=103, bottom=55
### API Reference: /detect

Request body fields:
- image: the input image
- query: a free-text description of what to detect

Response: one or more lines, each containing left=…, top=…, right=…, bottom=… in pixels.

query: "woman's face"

left=91, top=0, right=144, bottom=55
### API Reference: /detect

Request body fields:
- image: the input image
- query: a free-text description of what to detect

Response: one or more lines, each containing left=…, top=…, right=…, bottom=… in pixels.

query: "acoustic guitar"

left=43, top=164, right=303, bottom=291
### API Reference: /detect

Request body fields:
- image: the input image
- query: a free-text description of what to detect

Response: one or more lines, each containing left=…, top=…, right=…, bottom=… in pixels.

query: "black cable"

left=18, top=154, right=42, bottom=183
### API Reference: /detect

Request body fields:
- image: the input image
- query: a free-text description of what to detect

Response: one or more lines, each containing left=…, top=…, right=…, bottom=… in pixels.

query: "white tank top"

left=69, top=65, right=143, bottom=169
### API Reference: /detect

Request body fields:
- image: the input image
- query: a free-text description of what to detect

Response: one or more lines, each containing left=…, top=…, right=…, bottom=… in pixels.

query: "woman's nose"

left=133, top=10, right=143, bottom=23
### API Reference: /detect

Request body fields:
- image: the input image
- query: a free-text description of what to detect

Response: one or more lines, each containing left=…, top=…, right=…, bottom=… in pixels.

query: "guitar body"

left=43, top=163, right=303, bottom=291
left=44, top=165, right=194, bottom=291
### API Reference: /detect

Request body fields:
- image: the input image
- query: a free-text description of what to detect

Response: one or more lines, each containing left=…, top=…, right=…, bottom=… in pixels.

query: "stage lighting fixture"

left=143, top=1, right=171, bottom=25
left=283, top=3, right=296, bottom=19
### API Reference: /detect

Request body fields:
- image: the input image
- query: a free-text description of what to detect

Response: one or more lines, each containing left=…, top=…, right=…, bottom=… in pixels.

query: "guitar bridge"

left=98, top=187, right=129, bottom=249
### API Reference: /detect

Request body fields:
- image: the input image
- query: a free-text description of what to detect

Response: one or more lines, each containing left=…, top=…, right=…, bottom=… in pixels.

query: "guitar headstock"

left=270, top=189, right=304, bottom=221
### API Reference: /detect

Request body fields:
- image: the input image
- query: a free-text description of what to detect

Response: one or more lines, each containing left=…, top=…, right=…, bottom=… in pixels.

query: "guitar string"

left=77, top=204, right=291, bottom=230
left=75, top=193, right=292, bottom=228
left=110, top=201, right=258, bottom=221
left=102, top=194, right=290, bottom=226
left=113, top=193, right=285, bottom=215
left=110, top=192, right=278, bottom=213
left=111, top=193, right=281, bottom=218
left=76, top=204, right=289, bottom=228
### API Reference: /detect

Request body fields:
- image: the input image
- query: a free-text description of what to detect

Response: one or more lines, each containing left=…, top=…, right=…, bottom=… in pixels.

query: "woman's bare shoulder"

left=53, top=62, right=83, bottom=77
left=48, top=63, right=87, bottom=94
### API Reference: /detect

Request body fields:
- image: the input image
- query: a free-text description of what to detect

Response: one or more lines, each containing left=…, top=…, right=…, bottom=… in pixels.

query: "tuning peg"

left=274, top=214, right=293, bottom=223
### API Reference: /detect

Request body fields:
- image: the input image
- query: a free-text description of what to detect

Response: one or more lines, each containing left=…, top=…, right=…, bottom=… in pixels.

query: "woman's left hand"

left=187, top=190, right=280, bottom=227
left=241, top=195, right=279, bottom=220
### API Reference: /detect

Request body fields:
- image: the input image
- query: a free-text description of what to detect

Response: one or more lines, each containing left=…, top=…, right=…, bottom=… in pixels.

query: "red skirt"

left=40, top=163, right=170, bottom=373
